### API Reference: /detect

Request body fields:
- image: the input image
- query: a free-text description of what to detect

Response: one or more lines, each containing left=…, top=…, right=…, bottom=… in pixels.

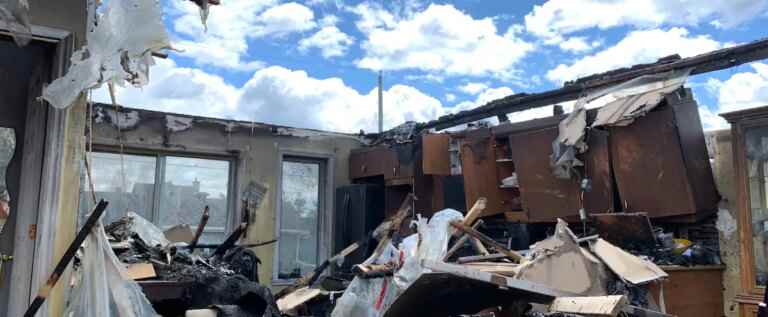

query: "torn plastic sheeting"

left=65, top=224, right=158, bottom=317
left=127, top=211, right=170, bottom=247
left=395, top=208, right=463, bottom=290
left=330, top=242, right=399, bottom=317
left=0, top=0, right=32, bottom=46
left=42, top=0, right=170, bottom=109
left=331, top=208, right=463, bottom=317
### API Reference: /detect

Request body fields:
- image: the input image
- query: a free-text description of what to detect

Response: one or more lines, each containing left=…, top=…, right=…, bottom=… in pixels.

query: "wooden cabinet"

left=459, top=128, right=522, bottom=219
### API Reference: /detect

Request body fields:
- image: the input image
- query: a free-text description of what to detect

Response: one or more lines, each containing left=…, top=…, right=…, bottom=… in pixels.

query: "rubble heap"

left=276, top=196, right=674, bottom=317
left=102, top=212, right=280, bottom=317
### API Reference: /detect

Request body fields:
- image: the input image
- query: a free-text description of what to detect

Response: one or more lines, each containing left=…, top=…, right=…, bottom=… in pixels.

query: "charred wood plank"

left=24, top=200, right=109, bottom=317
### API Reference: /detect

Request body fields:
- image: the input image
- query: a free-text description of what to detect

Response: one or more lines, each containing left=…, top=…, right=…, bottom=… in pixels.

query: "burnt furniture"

left=333, top=184, right=384, bottom=272
left=479, top=88, right=718, bottom=223
left=722, top=105, right=768, bottom=317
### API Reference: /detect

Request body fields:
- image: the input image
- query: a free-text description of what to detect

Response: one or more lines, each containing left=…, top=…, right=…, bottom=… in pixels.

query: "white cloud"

left=692, top=63, right=768, bottom=130
left=711, top=63, right=768, bottom=113
left=475, top=87, right=514, bottom=105
left=237, top=66, right=445, bottom=132
left=167, top=1, right=316, bottom=70
left=547, top=28, right=722, bottom=83
left=95, top=59, right=447, bottom=133
left=256, top=2, right=317, bottom=36
left=525, top=0, right=768, bottom=42
left=458, top=82, right=489, bottom=95
left=353, top=3, right=533, bottom=78
left=92, top=58, right=239, bottom=117
left=447, top=86, right=555, bottom=126
left=298, top=26, right=355, bottom=58
left=445, top=93, right=456, bottom=102
left=698, top=106, right=730, bottom=131
left=558, top=37, right=600, bottom=53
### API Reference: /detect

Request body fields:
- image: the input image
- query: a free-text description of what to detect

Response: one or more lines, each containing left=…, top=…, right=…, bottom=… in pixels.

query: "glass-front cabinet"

left=723, top=106, right=768, bottom=317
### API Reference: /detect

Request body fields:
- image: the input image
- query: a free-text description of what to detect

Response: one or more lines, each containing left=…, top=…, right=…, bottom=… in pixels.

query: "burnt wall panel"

left=349, top=147, right=396, bottom=179
left=668, top=90, right=720, bottom=218
left=509, top=127, right=581, bottom=222
left=583, top=129, right=615, bottom=213
left=509, top=127, right=613, bottom=222
left=609, top=103, right=699, bottom=218
left=422, top=134, right=451, bottom=175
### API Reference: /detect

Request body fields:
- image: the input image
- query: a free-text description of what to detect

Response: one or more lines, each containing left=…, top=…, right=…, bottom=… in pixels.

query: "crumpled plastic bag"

left=65, top=223, right=158, bottom=317
left=331, top=208, right=463, bottom=317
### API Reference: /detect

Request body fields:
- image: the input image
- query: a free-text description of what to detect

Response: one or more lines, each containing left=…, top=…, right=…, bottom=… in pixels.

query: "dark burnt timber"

left=420, top=36, right=768, bottom=131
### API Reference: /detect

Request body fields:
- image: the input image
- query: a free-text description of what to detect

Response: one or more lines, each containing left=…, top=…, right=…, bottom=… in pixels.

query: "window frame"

left=273, top=152, right=333, bottom=285
left=82, top=147, right=238, bottom=237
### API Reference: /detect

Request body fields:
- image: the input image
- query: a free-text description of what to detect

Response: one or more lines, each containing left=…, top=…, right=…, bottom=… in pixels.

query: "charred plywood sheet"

left=591, top=238, right=668, bottom=285
left=349, top=146, right=397, bottom=179
left=515, top=220, right=610, bottom=296
left=509, top=127, right=613, bottom=222
left=609, top=92, right=718, bottom=219
left=592, top=213, right=656, bottom=250
left=384, top=261, right=561, bottom=317
left=422, top=134, right=451, bottom=175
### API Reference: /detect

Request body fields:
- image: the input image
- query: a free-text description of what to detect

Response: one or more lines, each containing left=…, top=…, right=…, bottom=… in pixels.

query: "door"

left=0, top=38, right=51, bottom=311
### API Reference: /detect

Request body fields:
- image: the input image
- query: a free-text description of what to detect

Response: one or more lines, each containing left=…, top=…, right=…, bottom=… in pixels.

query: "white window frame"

left=81, top=150, right=238, bottom=235
left=273, top=151, right=334, bottom=285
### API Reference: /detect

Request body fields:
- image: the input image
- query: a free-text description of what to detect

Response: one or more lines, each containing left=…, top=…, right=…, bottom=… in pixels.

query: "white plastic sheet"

left=331, top=209, right=463, bottom=317
left=0, top=0, right=32, bottom=46
left=126, top=211, right=169, bottom=247
left=42, top=0, right=170, bottom=109
left=65, top=224, right=158, bottom=317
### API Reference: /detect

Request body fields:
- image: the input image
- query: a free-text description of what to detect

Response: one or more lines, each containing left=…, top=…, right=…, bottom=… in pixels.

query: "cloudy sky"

left=95, top=0, right=768, bottom=133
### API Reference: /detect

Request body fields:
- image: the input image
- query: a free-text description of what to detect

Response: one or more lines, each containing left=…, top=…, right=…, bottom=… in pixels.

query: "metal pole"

left=378, top=70, right=383, bottom=133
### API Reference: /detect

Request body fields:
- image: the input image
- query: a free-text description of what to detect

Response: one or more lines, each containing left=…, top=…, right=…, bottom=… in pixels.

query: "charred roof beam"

left=420, top=36, right=768, bottom=131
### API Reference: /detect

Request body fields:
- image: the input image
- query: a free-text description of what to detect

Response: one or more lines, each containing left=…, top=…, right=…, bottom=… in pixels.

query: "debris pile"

left=276, top=196, right=674, bottom=317
left=100, top=211, right=280, bottom=317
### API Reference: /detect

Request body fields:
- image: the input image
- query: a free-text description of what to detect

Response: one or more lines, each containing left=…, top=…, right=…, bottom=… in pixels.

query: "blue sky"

left=96, top=0, right=768, bottom=133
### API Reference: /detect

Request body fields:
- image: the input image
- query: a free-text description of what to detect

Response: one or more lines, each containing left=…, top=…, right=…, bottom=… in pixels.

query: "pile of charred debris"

left=58, top=193, right=712, bottom=317
left=101, top=208, right=280, bottom=317
left=272, top=194, right=705, bottom=317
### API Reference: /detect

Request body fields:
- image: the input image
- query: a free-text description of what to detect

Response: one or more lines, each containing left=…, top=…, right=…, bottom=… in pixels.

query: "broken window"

left=79, top=152, right=233, bottom=243
left=276, top=158, right=324, bottom=281
left=746, top=126, right=768, bottom=287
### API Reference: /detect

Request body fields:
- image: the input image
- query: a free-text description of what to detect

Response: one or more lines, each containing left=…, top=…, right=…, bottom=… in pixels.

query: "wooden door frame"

left=723, top=107, right=768, bottom=308
left=0, top=25, right=76, bottom=317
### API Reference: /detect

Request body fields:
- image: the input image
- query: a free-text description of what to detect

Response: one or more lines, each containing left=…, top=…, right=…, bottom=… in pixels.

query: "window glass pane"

left=745, top=127, right=768, bottom=287
left=160, top=156, right=230, bottom=243
left=79, top=152, right=156, bottom=224
left=278, top=160, right=320, bottom=279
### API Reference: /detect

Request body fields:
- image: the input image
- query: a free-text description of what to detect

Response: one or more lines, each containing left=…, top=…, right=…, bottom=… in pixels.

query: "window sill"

left=271, top=279, right=298, bottom=287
